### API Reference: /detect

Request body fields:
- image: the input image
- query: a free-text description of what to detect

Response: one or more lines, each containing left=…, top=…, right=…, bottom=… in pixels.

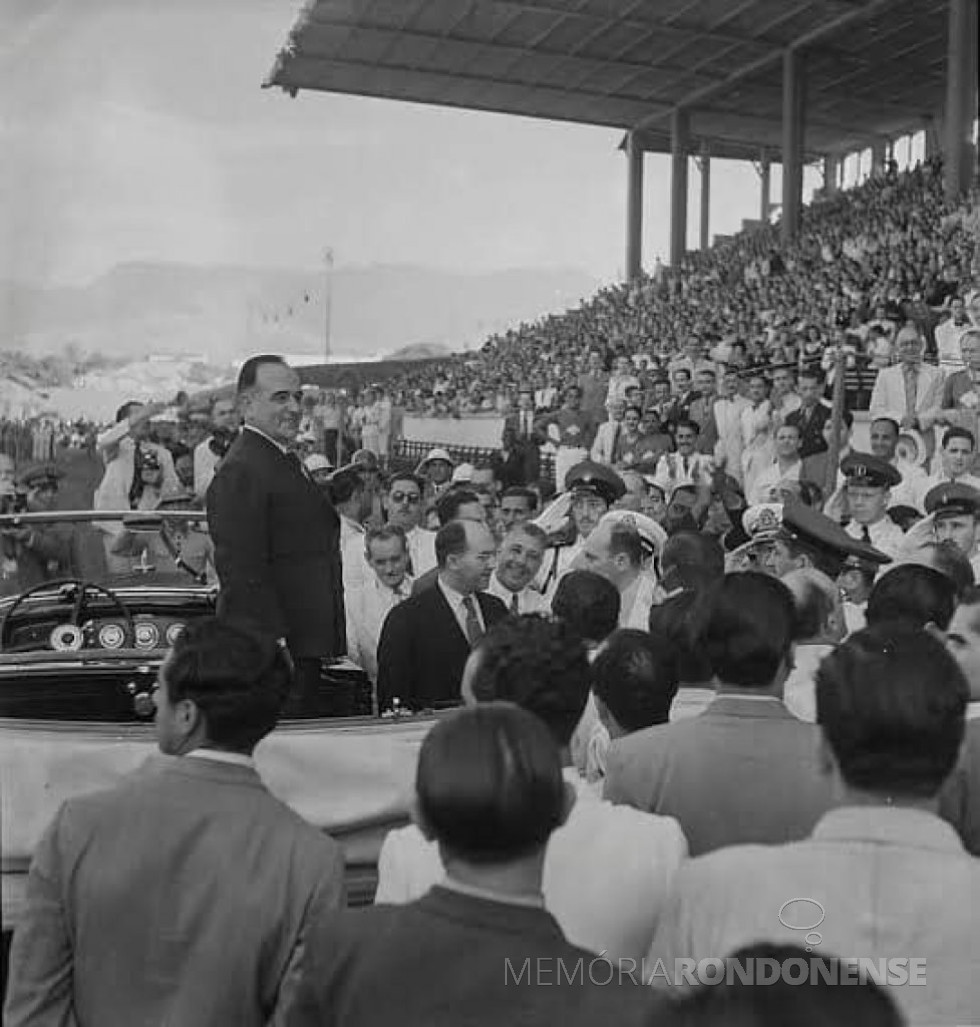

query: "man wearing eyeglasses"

left=380, top=472, right=437, bottom=578
left=207, top=355, right=345, bottom=715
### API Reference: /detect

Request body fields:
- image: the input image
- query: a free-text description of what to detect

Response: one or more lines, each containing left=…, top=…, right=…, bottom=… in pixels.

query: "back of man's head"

left=703, top=572, right=796, bottom=688
left=592, top=629, right=679, bottom=735
left=867, top=564, right=957, bottom=631
left=816, top=625, right=968, bottom=799
left=436, top=487, right=481, bottom=526
left=661, top=530, right=724, bottom=594
left=466, top=615, right=591, bottom=748
left=781, top=568, right=843, bottom=643
left=648, top=590, right=713, bottom=685
left=435, top=520, right=468, bottom=568
left=162, top=618, right=292, bottom=753
left=662, top=942, right=903, bottom=1027
left=415, top=702, right=565, bottom=865
left=327, top=467, right=363, bottom=507
left=551, top=569, right=621, bottom=646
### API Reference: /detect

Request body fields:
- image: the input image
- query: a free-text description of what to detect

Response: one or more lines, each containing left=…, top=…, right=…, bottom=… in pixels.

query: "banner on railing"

left=402, top=416, right=504, bottom=449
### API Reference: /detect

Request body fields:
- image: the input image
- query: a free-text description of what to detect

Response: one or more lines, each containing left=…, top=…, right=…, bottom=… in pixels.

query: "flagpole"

left=324, top=248, right=334, bottom=364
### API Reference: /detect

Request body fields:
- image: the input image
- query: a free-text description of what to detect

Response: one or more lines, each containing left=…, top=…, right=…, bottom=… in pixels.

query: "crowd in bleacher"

left=4, top=155, right=980, bottom=1027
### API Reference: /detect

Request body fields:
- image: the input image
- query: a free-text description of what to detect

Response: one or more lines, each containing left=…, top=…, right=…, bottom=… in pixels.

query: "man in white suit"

left=4, top=619, right=345, bottom=1027
left=590, top=398, right=626, bottom=466
left=869, top=324, right=944, bottom=457
left=346, top=525, right=413, bottom=682
left=649, top=625, right=979, bottom=1026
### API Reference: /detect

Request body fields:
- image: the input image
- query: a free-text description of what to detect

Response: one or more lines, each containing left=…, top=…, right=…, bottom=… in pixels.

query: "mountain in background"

left=0, top=262, right=599, bottom=364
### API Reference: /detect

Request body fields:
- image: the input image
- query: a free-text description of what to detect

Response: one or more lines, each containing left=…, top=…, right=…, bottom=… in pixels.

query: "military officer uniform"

left=923, top=481, right=980, bottom=581
left=841, top=453, right=906, bottom=560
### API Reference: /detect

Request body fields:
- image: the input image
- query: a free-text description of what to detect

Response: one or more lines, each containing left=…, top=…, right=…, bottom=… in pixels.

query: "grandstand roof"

left=264, top=0, right=950, bottom=163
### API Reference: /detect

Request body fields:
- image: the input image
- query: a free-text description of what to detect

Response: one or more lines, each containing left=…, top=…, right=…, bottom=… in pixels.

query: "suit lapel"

left=431, top=582, right=469, bottom=647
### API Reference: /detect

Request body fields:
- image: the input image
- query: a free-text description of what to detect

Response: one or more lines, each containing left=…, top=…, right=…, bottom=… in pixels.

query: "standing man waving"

left=208, top=355, right=345, bottom=714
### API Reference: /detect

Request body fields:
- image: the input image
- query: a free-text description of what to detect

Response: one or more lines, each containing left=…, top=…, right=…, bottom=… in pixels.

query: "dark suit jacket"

left=502, top=414, right=542, bottom=484
left=377, top=583, right=507, bottom=710
left=604, top=695, right=838, bottom=856
left=786, top=402, right=831, bottom=460
left=281, top=885, right=656, bottom=1027
left=207, top=428, right=345, bottom=657
left=4, top=755, right=345, bottom=1027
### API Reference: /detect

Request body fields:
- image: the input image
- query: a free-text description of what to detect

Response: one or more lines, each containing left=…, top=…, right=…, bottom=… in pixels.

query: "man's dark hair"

left=236, top=354, right=288, bottom=395
left=384, top=471, right=424, bottom=494
left=416, top=703, right=565, bottom=865
left=648, top=590, right=712, bottom=685
left=365, top=524, right=407, bottom=556
left=327, top=467, right=363, bottom=506
left=703, top=573, right=796, bottom=687
left=500, top=486, right=538, bottom=511
left=866, top=564, right=957, bottom=630
left=870, top=416, right=899, bottom=437
left=592, top=629, right=679, bottom=733
left=674, top=418, right=701, bottom=435
left=663, top=943, right=903, bottom=1027
left=660, top=530, right=724, bottom=593
left=436, top=488, right=481, bottom=526
left=942, top=425, right=976, bottom=450
left=115, top=401, right=142, bottom=424
left=551, top=570, right=621, bottom=645
left=816, top=626, right=967, bottom=798
left=607, top=522, right=643, bottom=568
left=164, top=618, right=292, bottom=752
left=798, top=367, right=825, bottom=386
left=469, top=615, right=591, bottom=748
left=435, top=520, right=470, bottom=568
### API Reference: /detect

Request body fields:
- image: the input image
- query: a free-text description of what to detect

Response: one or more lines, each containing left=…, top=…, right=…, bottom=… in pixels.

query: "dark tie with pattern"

left=861, top=524, right=871, bottom=544
left=463, top=596, right=484, bottom=647
left=510, top=591, right=520, bottom=615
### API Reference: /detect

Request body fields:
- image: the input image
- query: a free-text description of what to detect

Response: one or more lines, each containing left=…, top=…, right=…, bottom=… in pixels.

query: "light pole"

left=324, top=248, right=334, bottom=363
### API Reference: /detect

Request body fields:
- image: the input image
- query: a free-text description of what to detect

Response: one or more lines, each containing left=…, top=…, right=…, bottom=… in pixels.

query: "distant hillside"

left=0, top=262, right=599, bottom=364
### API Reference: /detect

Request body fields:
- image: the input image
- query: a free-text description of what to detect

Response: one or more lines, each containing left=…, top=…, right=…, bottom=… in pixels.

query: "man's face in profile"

left=242, top=363, right=302, bottom=446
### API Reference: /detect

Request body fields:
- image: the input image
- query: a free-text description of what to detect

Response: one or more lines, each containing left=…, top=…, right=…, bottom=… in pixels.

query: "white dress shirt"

left=844, top=515, right=906, bottom=560
left=747, top=458, right=802, bottom=506
left=487, top=572, right=546, bottom=615
left=405, top=526, right=437, bottom=578
left=376, top=767, right=689, bottom=964
left=193, top=437, right=221, bottom=500
left=437, top=578, right=485, bottom=640
left=346, top=573, right=412, bottom=682
left=340, top=515, right=369, bottom=593
left=653, top=452, right=713, bottom=495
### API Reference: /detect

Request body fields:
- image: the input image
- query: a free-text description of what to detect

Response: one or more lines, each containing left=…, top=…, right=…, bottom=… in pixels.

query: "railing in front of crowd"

left=391, top=440, right=557, bottom=486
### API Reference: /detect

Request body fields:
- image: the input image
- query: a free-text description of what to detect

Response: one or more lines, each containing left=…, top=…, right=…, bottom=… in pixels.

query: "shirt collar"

left=966, top=700, right=980, bottom=720
left=438, top=576, right=473, bottom=610
left=184, top=748, right=255, bottom=769
left=811, top=805, right=966, bottom=854
left=440, top=875, right=545, bottom=910
left=243, top=424, right=290, bottom=455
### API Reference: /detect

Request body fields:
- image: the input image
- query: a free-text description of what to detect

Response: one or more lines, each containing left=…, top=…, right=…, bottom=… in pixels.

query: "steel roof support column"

left=759, top=148, right=771, bottom=223
left=823, top=154, right=839, bottom=196
left=625, top=131, right=644, bottom=282
left=698, top=141, right=711, bottom=251
left=781, top=48, right=806, bottom=244
left=669, top=109, right=689, bottom=267
left=944, top=0, right=979, bottom=200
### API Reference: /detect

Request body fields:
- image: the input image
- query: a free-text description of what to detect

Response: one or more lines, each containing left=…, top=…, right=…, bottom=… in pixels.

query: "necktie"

left=463, top=596, right=484, bottom=647
left=510, top=591, right=520, bottom=615
left=861, top=525, right=871, bottom=544
left=903, top=365, right=918, bottom=419
left=683, top=456, right=690, bottom=475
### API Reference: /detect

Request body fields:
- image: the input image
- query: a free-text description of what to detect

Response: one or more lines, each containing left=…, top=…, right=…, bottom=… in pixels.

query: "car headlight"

left=98, top=623, right=126, bottom=649
left=134, top=622, right=160, bottom=650
left=165, top=622, right=185, bottom=646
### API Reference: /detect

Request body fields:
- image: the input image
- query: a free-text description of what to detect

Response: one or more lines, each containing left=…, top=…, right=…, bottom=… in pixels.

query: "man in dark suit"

left=377, top=519, right=507, bottom=710
left=207, top=355, right=345, bottom=713
left=502, top=387, right=543, bottom=485
left=605, top=572, right=836, bottom=855
left=785, top=367, right=832, bottom=460
left=4, top=620, right=345, bottom=1027
left=282, top=704, right=654, bottom=1027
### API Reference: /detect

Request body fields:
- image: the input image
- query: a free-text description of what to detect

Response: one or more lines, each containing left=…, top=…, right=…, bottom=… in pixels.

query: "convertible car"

left=1, top=509, right=436, bottom=973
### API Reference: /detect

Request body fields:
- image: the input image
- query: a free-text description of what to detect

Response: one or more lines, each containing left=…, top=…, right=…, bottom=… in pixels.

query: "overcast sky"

left=1, top=0, right=804, bottom=287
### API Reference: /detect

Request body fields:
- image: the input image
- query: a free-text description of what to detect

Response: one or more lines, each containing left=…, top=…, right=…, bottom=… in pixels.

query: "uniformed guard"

left=923, top=481, right=980, bottom=579
left=536, top=459, right=625, bottom=598
left=840, top=452, right=906, bottom=560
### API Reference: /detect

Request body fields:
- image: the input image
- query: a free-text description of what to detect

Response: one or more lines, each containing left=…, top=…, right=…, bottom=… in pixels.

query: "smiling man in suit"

left=207, top=354, right=345, bottom=714
left=377, top=519, right=507, bottom=711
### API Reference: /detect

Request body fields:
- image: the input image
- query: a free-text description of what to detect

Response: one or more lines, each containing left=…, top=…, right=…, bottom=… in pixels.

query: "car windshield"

left=0, top=509, right=215, bottom=599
